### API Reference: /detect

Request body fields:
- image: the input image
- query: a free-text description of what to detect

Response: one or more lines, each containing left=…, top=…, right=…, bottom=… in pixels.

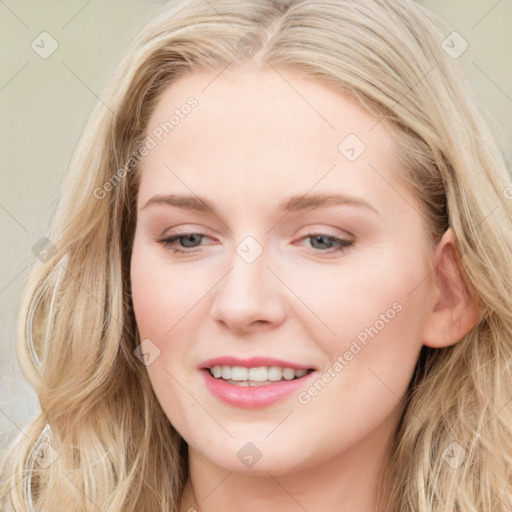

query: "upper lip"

left=199, top=356, right=315, bottom=371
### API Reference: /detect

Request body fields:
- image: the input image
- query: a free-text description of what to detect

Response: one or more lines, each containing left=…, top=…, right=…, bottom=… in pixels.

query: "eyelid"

left=157, top=227, right=355, bottom=258
left=296, top=224, right=355, bottom=240
left=159, top=225, right=352, bottom=242
left=160, top=225, right=216, bottom=238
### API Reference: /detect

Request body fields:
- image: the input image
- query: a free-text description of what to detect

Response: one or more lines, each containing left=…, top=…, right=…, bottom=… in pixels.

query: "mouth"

left=198, top=356, right=318, bottom=407
left=202, top=365, right=316, bottom=386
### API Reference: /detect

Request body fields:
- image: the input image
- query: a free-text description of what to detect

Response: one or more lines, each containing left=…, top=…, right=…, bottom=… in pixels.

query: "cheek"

left=293, top=285, right=426, bottom=453
left=131, top=241, right=158, bottom=326
left=130, top=240, right=201, bottom=389
left=303, top=253, right=424, bottom=345
left=305, top=250, right=429, bottom=399
left=130, top=241, right=194, bottom=338
left=130, top=246, right=193, bottom=429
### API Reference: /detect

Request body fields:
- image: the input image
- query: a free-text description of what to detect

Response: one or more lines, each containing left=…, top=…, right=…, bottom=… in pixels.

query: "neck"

left=179, top=403, right=400, bottom=512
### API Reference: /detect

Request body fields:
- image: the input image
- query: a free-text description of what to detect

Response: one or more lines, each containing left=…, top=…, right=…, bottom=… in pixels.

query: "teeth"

left=208, top=365, right=310, bottom=384
left=248, top=367, right=268, bottom=381
left=221, top=365, right=231, bottom=379
left=231, top=366, right=248, bottom=380
left=268, top=366, right=283, bottom=381
left=282, top=368, right=295, bottom=380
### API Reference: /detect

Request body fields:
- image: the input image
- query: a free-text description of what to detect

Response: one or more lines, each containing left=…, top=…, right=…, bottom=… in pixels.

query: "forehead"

left=145, top=65, right=393, bottom=151
left=138, top=66, right=405, bottom=217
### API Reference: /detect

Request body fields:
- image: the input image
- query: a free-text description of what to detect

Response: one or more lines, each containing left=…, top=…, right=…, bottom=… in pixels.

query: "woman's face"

left=130, top=66, right=434, bottom=475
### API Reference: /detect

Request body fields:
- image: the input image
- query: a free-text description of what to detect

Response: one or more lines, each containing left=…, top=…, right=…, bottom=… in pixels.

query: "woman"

left=1, top=1, right=511, bottom=511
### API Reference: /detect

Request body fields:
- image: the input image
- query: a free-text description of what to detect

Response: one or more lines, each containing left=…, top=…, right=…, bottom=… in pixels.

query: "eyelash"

left=156, top=231, right=353, bottom=257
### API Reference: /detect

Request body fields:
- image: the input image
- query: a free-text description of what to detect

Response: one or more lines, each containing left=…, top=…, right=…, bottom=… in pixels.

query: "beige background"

left=1, top=1, right=511, bottom=451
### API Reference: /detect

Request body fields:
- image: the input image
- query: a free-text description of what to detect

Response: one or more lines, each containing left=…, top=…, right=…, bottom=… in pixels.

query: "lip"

left=200, top=367, right=318, bottom=409
left=199, top=356, right=314, bottom=371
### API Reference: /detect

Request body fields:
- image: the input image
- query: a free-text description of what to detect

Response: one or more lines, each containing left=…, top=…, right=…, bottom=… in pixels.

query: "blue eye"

left=157, top=233, right=210, bottom=254
left=299, top=233, right=353, bottom=254
left=156, top=232, right=353, bottom=256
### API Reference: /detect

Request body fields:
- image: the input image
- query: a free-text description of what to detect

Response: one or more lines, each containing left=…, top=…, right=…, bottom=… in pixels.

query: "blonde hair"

left=2, top=1, right=511, bottom=510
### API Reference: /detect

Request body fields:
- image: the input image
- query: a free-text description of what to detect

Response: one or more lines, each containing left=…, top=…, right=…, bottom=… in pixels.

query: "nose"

left=209, top=245, right=286, bottom=334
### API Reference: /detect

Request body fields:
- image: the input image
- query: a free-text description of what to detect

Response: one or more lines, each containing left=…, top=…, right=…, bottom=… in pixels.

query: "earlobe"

left=421, top=228, right=484, bottom=349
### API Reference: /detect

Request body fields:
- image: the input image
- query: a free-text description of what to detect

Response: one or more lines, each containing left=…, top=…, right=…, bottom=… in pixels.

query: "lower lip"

left=200, top=369, right=317, bottom=408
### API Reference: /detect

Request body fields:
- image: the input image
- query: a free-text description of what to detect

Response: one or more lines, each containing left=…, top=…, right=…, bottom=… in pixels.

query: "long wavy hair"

left=1, top=1, right=511, bottom=510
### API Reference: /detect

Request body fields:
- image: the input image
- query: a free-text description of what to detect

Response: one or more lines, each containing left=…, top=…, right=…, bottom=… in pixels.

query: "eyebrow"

left=140, top=192, right=379, bottom=215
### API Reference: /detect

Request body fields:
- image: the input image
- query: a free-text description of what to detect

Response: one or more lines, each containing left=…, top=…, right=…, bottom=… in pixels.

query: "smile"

left=207, top=365, right=313, bottom=385
left=200, top=365, right=317, bottom=408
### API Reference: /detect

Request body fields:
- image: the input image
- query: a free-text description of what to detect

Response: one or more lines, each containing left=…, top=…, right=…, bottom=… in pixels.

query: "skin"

left=130, top=65, right=482, bottom=512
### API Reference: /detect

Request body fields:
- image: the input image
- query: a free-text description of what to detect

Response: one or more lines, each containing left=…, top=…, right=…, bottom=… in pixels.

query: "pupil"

left=313, top=235, right=330, bottom=249
left=182, top=234, right=199, bottom=247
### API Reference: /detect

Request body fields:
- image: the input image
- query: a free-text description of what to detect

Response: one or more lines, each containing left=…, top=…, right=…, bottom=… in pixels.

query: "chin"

left=190, top=436, right=319, bottom=476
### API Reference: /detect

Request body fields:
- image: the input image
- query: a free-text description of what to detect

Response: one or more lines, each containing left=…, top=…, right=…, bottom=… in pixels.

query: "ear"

left=421, top=227, right=484, bottom=348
